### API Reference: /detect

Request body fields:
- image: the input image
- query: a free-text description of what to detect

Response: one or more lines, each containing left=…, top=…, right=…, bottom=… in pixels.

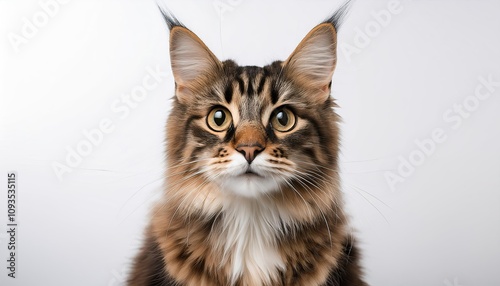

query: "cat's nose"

left=236, top=144, right=263, bottom=164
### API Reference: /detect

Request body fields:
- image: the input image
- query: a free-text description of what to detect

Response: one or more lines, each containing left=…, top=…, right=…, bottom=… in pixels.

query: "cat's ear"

left=283, top=0, right=352, bottom=100
left=169, top=26, right=222, bottom=100
left=283, top=22, right=337, bottom=98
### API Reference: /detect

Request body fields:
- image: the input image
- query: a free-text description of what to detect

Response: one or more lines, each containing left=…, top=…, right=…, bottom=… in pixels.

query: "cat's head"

left=163, top=8, right=346, bottom=200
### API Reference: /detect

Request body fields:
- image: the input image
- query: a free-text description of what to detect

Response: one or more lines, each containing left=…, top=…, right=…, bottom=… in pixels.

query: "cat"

left=128, top=2, right=367, bottom=286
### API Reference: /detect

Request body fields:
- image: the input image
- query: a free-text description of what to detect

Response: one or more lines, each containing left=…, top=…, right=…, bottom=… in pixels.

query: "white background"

left=1, top=0, right=500, bottom=285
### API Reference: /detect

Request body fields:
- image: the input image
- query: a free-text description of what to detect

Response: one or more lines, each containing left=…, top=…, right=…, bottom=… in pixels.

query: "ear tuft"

left=157, top=5, right=221, bottom=97
left=283, top=1, right=353, bottom=95
left=323, top=0, right=353, bottom=31
left=157, top=4, right=184, bottom=30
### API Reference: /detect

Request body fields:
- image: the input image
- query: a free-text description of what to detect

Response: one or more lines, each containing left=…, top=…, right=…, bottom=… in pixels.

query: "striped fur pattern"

left=129, top=2, right=367, bottom=286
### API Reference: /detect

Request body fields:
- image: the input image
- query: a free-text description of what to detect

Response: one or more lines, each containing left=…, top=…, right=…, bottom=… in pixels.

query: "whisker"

left=281, top=178, right=314, bottom=218
left=291, top=174, right=334, bottom=249
left=344, top=182, right=391, bottom=210
left=345, top=185, right=390, bottom=225
left=117, top=182, right=163, bottom=225
left=117, top=176, right=164, bottom=216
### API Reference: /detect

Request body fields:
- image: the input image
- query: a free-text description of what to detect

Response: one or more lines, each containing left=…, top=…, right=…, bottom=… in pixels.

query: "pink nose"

left=236, top=144, right=263, bottom=164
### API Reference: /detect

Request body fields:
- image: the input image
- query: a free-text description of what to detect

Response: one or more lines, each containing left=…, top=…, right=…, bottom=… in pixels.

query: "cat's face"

left=166, top=21, right=340, bottom=199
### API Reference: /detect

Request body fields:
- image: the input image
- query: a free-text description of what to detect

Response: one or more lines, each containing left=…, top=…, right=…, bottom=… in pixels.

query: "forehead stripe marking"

left=236, top=77, right=245, bottom=95
left=256, top=74, right=266, bottom=95
left=246, top=77, right=254, bottom=96
left=224, top=82, right=233, bottom=103
left=270, top=81, right=279, bottom=104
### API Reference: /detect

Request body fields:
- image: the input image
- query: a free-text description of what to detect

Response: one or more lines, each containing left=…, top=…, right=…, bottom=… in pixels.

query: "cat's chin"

left=220, top=174, right=280, bottom=198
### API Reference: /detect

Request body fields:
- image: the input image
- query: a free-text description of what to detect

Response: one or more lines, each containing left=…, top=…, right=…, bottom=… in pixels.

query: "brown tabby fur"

left=128, top=3, right=367, bottom=286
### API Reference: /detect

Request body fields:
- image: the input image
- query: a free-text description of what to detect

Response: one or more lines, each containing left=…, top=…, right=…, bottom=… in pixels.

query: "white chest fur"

left=218, top=198, right=288, bottom=285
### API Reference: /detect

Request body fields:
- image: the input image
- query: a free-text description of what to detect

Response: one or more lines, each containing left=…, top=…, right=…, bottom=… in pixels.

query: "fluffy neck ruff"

left=220, top=197, right=287, bottom=285
left=152, top=175, right=347, bottom=286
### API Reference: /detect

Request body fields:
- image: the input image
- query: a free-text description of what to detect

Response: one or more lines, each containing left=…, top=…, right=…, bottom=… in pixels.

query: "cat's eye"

left=207, top=107, right=232, bottom=132
left=271, top=108, right=296, bottom=132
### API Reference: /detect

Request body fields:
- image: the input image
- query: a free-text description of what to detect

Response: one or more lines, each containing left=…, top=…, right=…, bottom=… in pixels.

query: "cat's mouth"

left=235, top=165, right=265, bottom=178
left=242, top=170, right=261, bottom=177
left=221, top=165, right=279, bottom=197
